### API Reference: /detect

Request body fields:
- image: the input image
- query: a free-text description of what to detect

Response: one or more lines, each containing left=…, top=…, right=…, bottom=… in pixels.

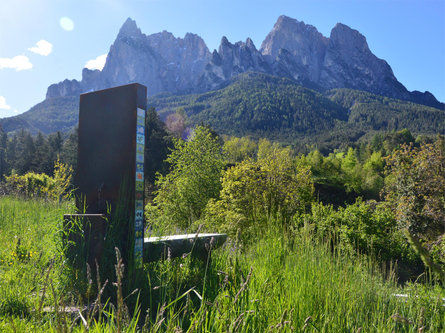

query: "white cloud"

left=0, top=96, right=11, bottom=110
left=85, top=54, right=107, bottom=70
left=60, top=17, right=74, bottom=31
left=0, top=55, right=32, bottom=71
left=28, top=40, right=53, bottom=56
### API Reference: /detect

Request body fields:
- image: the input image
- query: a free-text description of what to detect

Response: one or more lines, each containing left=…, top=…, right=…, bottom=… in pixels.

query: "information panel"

left=134, top=107, right=146, bottom=267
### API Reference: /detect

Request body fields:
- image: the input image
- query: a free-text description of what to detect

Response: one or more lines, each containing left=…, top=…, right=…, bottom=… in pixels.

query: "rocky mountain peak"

left=320, top=22, right=411, bottom=100
left=329, top=23, right=369, bottom=54
left=220, top=36, right=230, bottom=48
left=260, top=15, right=328, bottom=82
left=272, top=15, right=301, bottom=32
left=117, top=18, right=143, bottom=38
left=43, top=15, right=442, bottom=109
left=245, top=37, right=256, bottom=50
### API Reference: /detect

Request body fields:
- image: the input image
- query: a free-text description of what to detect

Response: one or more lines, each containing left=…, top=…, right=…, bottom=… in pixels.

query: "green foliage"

left=327, top=88, right=445, bottom=134
left=383, top=139, right=445, bottom=279
left=223, top=135, right=257, bottom=164
left=4, top=158, right=73, bottom=200
left=204, top=139, right=314, bottom=239
left=0, top=197, right=74, bottom=321
left=304, top=146, right=385, bottom=200
left=0, top=126, right=7, bottom=180
left=59, top=129, right=78, bottom=172
left=149, top=72, right=349, bottom=143
left=0, top=96, right=79, bottom=135
left=0, top=128, right=77, bottom=180
left=295, top=200, right=416, bottom=265
left=148, top=125, right=225, bottom=231
left=5, top=171, right=53, bottom=198
left=1, top=197, right=445, bottom=331
left=144, top=107, right=173, bottom=185
left=148, top=74, right=444, bottom=151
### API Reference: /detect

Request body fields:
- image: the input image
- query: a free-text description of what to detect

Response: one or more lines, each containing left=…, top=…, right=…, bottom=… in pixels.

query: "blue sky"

left=1, top=0, right=444, bottom=118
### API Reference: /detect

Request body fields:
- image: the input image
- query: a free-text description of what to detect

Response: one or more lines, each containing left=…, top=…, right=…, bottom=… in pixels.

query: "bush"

left=204, top=140, right=314, bottom=240
left=148, top=126, right=225, bottom=231
left=294, top=199, right=416, bottom=264
left=3, top=159, right=72, bottom=200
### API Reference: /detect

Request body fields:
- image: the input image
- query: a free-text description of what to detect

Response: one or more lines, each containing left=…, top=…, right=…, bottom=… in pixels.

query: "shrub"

left=204, top=140, right=314, bottom=240
left=4, top=158, right=72, bottom=200
left=294, top=199, right=415, bottom=264
left=148, top=126, right=225, bottom=231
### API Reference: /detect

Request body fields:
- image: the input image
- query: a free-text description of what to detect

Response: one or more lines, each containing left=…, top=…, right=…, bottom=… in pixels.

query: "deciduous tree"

left=384, top=138, right=445, bottom=280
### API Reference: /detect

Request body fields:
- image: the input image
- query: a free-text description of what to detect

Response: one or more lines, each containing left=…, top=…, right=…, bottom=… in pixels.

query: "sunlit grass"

left=0, top=196, right=444, bottom=332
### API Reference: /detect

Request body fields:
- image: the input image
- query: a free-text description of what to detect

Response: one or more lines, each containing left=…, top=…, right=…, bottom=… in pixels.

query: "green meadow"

left=0, top=197, right=444, bottom=332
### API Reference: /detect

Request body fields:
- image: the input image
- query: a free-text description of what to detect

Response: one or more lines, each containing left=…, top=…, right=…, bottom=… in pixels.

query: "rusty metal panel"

left=76, top=83, right=147, bottom=214
left=75, top=83, right=147, bottom=266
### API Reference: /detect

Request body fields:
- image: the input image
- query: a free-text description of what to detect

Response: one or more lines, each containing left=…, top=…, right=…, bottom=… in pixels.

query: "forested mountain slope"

left=149, top=73, right=444, bottom=144
left=2, top=72, right=442, bottom=147
left=150, top=73, right=349, bottom=141
left=0, top=97, right=78, bottom=135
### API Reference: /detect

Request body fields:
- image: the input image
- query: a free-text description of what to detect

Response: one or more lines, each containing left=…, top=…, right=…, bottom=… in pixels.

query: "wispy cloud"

left=28, top=40, right=53, bottom=56
left=60, top=17, right=74, bottom=31
left=85, top=54, right=107, bottom=70
left=0, top=96, right=11, bottom=110
left=0, top=55, right=32, bottom=71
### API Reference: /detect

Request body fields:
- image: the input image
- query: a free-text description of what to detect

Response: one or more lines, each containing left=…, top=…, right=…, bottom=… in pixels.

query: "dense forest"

left=149, top=73, right=444, bottom=150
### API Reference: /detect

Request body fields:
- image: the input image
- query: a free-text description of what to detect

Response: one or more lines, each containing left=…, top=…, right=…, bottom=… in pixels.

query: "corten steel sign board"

left=76, top=83, right=147, bottom=267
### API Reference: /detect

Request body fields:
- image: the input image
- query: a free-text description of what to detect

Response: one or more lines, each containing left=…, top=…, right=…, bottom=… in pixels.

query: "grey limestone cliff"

left=45, top=16, right=442, bottom=108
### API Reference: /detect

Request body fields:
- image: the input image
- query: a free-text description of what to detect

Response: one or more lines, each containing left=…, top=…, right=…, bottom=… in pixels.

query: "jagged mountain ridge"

left=45, top=15, right=443, bottom=109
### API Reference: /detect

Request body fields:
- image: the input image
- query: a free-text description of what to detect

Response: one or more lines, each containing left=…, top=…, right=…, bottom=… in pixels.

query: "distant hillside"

left=326, top=89, right=445, bottom=134
left=149, top=73, right=348, bottom=141
left=2, top=72, right=442, bottom=150
left=0, top=96, right=78, bottom=135
left=148, top=73, right=444, bottom=144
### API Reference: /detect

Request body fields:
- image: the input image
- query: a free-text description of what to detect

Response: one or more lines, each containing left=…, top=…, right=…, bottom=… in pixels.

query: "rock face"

left=47, top=18, right=211, bottom=98
left=46, top=79, right=82, bottom=99
left=45, top=16, right=443, bottom=108
left=319, top=23, right=410, bottom=99
left=198, top=37, right=271, bottom=91
left=260, top=15, right=328, bottom=83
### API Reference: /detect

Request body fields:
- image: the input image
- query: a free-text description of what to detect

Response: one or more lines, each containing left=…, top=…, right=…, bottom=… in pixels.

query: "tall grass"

left=0, top=196, right=74, bottom=330
left=0, top=197, right=444, bottom=332
left=145, top=228, right=444, bottom=332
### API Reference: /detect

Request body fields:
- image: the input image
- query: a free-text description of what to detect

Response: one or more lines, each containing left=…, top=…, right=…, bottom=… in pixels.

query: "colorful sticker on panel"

left=137, top=108, right=145, bottom=118
left=137, top=125, right=145, bottom=136
left=135, top=210, right=144, bottom=220
left=136, top=171, right=144, bottom=182
left=135, top=200, right=144, bottom=210
left=135, top=219, right=143, bottom=229
left=136, top=181, right=144, bottom=191
left=134, top=108, right=146, bottom=267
